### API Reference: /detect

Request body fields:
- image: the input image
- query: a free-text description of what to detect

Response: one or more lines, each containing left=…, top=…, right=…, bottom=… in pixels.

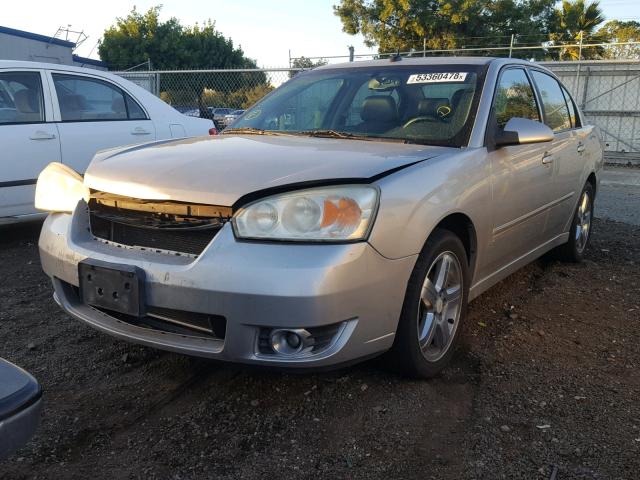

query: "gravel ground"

left=1, top=180, right=639, bottom=479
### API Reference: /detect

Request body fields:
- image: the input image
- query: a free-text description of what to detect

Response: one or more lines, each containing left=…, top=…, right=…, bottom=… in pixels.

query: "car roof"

left=314, top=56, right=531, bottom=70
left=0, top=59, right=119, bottom=78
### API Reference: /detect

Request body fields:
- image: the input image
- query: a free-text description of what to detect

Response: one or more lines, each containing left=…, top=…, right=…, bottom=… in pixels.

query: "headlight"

left=35, top=162, right=89, bottom=213
left=233, top=185, right=379, bottom=241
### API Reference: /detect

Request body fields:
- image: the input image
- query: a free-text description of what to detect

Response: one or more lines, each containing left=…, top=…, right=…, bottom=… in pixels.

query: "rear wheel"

left=555, top=182, right=594, bottom=262
left=391, top=229, right=470, bottom=378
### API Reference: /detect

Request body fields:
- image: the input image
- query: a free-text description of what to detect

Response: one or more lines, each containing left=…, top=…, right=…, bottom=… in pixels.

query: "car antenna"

left=389, top=48, right=402, bottom=62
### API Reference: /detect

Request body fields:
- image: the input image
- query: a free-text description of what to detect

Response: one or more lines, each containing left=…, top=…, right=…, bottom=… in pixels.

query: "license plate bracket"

left=78, top=259, right=146, bottom=317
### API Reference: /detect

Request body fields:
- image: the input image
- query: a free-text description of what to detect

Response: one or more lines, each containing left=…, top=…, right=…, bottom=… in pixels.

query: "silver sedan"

left=37, top=57, right=603, bottom=378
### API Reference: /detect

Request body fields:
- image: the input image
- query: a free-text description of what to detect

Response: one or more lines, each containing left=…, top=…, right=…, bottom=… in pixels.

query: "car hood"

left=85, top=134, right=453, bottom=206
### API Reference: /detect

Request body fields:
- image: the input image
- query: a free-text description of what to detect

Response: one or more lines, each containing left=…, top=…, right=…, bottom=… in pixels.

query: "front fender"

left=369, top=148, right=491, bottom=273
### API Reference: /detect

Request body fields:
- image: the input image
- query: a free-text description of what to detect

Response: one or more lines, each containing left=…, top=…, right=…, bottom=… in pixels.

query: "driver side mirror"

left=495, top=117, right=554, bottom=147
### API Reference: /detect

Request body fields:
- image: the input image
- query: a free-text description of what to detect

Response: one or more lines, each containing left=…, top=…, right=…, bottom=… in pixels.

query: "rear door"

left=0, top=69, right=60, bottom=219
left=485, top=67, right=556, bottom=273
left=529, top=69, right=583, bottom=236
left=47, top=71, right=156, bottom=174
left=559, top=80, right=594, bottom=227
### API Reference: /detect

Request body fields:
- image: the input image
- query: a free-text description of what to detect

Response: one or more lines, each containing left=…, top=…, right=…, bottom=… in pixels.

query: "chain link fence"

left=542, top=61, right=640, bottom=160
left=292, top=38, right=640, bottom=63
left=116, top=60, right=640, bottom=158
left=116, top=68, right=300, bottom=128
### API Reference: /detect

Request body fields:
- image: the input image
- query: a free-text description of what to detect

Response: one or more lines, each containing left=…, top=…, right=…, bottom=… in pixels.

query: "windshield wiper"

left=297, top=130, right=420, bottom=144
left=223, top=127, right=288, bottom=136
left=224, top=128, right=422, bottom=145
left=295, top=130, right=371, bottom=140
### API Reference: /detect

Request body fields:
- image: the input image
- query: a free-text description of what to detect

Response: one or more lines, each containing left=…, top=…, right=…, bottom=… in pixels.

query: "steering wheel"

left=403, top=103, right=454, bottom=129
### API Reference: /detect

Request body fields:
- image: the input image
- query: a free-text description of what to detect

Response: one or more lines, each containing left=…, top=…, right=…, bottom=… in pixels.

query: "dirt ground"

left=1, top=192, right=639, bottom=479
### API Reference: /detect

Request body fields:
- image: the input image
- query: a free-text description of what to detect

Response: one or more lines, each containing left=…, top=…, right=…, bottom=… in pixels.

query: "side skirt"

left=469, top=233, right=569, bottom=301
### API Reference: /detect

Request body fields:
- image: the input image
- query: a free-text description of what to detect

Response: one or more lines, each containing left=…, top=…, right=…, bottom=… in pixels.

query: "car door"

left=0, top=69, right=60, bottom=219
left=484, top=67, right=557, bottom=274
left=560, top=82, right=598, bottom=212
left=47, top=71, right=156, bottom=174
left=529, top=69, right=582, bottom=236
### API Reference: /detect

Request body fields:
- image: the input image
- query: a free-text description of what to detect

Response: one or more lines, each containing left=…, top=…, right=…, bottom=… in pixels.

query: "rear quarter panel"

left=562, top=124, right=604, bottom=233
left=110, top=76, right=211, bottom=138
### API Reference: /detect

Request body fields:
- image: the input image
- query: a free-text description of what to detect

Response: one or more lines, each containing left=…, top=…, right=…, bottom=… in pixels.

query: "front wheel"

left=390, top=229, right=470, bottom=378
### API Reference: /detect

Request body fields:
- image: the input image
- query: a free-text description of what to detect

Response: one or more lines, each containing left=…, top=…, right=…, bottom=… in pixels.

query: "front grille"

left=88, top=192, right=233, bottom=255
left=100, top=305, right=227, bottom=340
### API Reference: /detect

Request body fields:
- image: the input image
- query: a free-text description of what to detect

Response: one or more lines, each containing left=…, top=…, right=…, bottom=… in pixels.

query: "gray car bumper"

left=0, top=398, right=43, bottom=460
left=39, top=208, right=416, bottom=368
left=0, top=358, right=43, bottom=460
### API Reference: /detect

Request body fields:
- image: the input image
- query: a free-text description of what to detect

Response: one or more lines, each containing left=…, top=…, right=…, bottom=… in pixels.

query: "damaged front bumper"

left=39, top=204, right=416, bottom=368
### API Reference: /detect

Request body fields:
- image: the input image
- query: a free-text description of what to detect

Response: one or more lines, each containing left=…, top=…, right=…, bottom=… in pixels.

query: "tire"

left=554, top=182, right=594, bottom=263
left=390, top=228, right=470, bottom=379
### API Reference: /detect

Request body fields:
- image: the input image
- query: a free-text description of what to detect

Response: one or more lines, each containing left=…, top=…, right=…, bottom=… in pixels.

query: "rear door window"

left=0, top=71, right=45, bottom=124
left=52, top=74, right=147, bottom=122
left=125, top=95, right=147, bottom=120
left=560, top=84, right=581, bottom=128
left=530, top=71, right=572, bottom=132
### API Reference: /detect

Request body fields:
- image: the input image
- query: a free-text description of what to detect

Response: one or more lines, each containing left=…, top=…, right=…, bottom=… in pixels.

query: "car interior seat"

left=109, top=97, right=127, bottom=119
left=355, top=96, right=399, bottom=134
left=58, top=94, right=88, bottom=120
left=448, top=89, right=475, bottom=126
left=13, top=89, right=41, bottom=122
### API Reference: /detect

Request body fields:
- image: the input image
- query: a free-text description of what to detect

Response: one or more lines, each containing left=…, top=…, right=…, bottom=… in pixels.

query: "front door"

left=0, top=70, right=60, bottom=219
left=485, top=67, right=557, bottom=274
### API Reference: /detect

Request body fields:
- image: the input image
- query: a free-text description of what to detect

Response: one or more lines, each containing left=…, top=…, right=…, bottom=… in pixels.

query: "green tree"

left=291, top=56, right=328, bottom=69
left=596, top=20, right=640, bottom=59
left=551, top=0, right=605, bottom=59
left=289, top=56, right=328, bottom=78
left=333, top=0, right=557, bottom=54
left=99, top=6, right=267, bottom=115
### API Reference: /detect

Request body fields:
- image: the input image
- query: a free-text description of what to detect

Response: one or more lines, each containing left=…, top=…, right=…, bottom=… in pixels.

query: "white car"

left=223, top=109, right=245, bottom=127
left=0, top=60, right=215, bottom=224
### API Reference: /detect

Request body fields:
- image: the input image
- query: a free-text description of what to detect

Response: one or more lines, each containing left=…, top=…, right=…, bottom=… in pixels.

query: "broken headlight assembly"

left=232, top=185, right=379, bottom=242
left=35, top=162, right=89, bottom=213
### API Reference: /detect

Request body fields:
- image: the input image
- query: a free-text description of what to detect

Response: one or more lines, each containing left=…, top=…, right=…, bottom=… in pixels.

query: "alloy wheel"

left=417, top=251, right=463, bottom=362
left=575, top=190, right=592, bottom=254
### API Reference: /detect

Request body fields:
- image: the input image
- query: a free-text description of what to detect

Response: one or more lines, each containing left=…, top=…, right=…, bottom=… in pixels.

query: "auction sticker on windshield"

left=407, top=72, right=468, bottom=84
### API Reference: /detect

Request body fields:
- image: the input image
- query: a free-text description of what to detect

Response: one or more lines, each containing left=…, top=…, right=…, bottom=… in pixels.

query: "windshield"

left=230, top=64, right=486, bottom=147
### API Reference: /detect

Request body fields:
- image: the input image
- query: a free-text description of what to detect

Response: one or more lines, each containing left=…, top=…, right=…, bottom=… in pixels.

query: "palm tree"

left=552, top=0, right=605, bottom=59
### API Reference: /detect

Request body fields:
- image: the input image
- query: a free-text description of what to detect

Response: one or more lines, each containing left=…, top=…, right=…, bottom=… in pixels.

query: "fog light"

left=270, top=329, right=312, bottom=355
left=286, top=332, right=301, bottom=349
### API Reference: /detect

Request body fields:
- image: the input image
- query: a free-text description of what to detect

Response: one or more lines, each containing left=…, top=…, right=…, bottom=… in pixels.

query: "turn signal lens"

left=35, top=162, right=89, bottom=213
left=233, top=185, right=378, bottom=241
left=321, top=198, right=362, bottom=232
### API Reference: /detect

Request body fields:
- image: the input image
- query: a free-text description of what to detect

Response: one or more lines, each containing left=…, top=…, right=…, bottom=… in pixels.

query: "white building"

left=0, top=26, right=107, bottom=70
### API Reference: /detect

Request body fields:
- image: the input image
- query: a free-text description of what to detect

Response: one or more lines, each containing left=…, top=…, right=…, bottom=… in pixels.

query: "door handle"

left=542, top=152, right=554, bottom=165
left=577, top=143, right=586, bottom=153
left=131, top=127, right=151, bottom=136
left=29, top=130, right=56, bottom=140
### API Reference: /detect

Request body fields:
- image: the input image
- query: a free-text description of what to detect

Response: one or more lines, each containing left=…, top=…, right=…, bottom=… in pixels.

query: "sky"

left=1, top=0, right=638, bottom=67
